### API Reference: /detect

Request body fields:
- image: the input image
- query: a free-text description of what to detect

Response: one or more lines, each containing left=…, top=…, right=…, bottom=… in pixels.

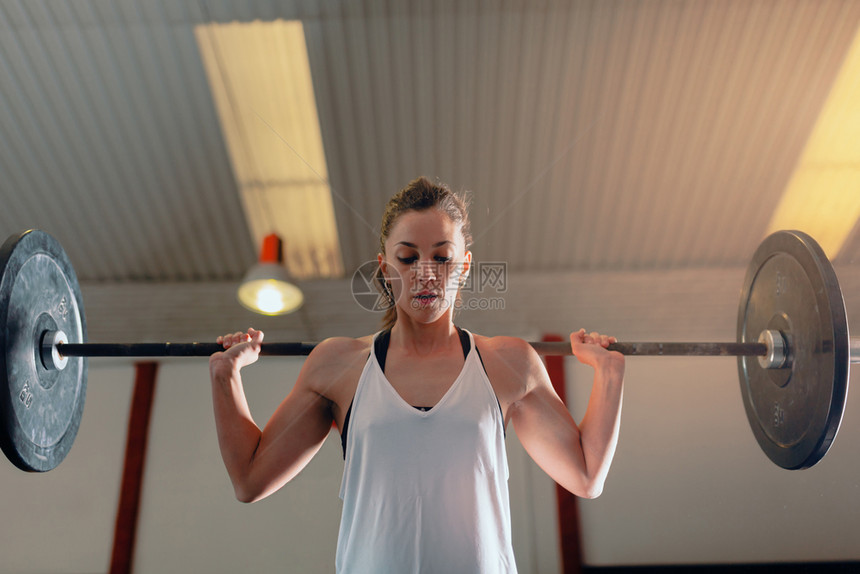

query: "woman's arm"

left=486, top=331, right=624, bottom=498
left=208, top=330, right=353, bottom=503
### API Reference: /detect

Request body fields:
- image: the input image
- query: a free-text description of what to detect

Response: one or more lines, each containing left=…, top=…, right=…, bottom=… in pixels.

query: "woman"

left=209, top=177, right=625, bottom=573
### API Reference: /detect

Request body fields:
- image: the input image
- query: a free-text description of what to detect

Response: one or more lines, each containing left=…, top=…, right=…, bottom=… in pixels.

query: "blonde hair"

left=376, top=177, right=472, bottom=330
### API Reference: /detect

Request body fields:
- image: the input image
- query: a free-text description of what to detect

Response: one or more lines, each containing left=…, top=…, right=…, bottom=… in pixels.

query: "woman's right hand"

left=210, top=327, right=264, bottom=375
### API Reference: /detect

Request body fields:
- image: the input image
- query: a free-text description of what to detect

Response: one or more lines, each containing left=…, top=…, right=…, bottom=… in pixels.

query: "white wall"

left=134, top=358, right=342, bottom=573
left=3, top=265, right=860, bottom=572
left=567, top=357, right=860, bottom=566
left=0, top=364, right=133, bottom=574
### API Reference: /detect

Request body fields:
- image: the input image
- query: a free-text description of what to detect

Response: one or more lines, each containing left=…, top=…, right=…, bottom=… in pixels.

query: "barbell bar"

left=0, top=229, right=852, bottom=473
left=51, top=335, right=860, bottom=365
left=53, top=340, right=766, bottom=358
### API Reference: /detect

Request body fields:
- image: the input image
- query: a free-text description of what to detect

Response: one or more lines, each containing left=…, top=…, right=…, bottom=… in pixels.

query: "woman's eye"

left=398, top=256, right=417, bottom=264
left=435, top=256, right=452, bottom=263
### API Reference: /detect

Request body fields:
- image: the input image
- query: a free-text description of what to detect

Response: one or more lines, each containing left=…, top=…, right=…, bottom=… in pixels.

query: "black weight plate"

left=0, top=230, right=87, bottom=472
left=737, top=230, right=848, bottom=470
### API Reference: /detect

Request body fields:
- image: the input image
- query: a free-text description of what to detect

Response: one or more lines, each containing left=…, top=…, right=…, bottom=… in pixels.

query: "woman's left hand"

left=569, top=328, right=624, bottom=369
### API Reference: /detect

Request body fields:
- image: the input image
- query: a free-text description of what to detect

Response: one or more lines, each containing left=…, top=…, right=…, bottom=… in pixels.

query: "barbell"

left=0, top=229, right=853, bottom=473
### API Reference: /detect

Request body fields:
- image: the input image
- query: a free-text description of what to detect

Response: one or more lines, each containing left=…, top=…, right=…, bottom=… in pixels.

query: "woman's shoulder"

left=298, top=335, right=375, bottom=400
left=305, top=335, right=374, bottom=370
left=312, top=335, right=374, bottom=355
left=472, top=333, right=544, bottom=399
left=473, top=333, right=536, bottom=359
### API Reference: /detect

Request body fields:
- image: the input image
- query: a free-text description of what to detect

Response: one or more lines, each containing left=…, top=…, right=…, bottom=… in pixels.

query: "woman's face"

left=379, top=208, right=471, bottom=325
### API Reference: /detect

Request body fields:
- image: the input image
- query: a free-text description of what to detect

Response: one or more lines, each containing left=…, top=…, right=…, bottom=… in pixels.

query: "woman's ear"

left=460, top=251, right=473, bottom=283
left=378, top=253, right=388, bottom=278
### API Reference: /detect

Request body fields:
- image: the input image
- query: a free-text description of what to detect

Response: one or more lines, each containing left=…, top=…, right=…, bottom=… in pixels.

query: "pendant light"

left=237, top=233, right=303, bottom=315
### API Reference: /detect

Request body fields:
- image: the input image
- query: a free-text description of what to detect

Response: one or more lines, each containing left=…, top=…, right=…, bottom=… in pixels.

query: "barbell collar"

left=40, top=330, right=69, bottom=371
left=757, top=329, right=787, bottom=369
left=851, top=337, right=860, bottom=365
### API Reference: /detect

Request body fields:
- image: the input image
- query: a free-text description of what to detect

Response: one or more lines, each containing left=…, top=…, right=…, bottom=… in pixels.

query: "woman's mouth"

left=413, top=292, right=438, bottom=306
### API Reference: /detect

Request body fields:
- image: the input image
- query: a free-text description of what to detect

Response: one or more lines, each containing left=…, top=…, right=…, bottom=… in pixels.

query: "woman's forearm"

left=577, top=357, right=625, bottom=496
left=210, top=364, right=264, bottom=500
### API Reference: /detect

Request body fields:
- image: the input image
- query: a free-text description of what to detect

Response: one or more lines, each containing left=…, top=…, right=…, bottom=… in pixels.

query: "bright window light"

left=767, top=28, right=860, bottom=259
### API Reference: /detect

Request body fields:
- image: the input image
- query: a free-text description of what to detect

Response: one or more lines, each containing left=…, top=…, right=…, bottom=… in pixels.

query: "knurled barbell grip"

left=56, top=340, right=768, bottom=358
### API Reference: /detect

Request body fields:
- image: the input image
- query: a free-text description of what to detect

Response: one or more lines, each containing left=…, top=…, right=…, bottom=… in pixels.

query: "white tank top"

left=336, top=329, right=517, bottom=573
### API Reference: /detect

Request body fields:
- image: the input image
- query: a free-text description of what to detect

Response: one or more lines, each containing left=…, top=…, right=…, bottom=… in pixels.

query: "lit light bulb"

left=238, top=276, right=303, bottom=316
left=237, top=234, right=303, bottom=316
left=256, top=283, right=285, bottom=314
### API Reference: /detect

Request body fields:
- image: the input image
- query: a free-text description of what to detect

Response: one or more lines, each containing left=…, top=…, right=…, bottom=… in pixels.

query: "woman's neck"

left=389, top=318, right=458, bottom=357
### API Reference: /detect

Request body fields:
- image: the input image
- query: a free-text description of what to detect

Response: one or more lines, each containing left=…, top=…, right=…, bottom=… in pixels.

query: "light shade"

left=237, top=234, right=304, bottom=316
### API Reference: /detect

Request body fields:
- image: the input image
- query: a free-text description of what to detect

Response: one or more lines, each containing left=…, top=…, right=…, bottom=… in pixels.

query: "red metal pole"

left=109, top=362, right=159, bottom=574
left=543, top=334, right=583, bottom=574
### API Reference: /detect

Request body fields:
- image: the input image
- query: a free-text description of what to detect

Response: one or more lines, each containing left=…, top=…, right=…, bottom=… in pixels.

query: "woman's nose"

left=415, top=260, right=437, bottom=281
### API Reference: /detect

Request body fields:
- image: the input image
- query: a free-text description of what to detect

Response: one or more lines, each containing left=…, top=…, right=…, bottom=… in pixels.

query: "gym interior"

left=2, top=1, right=860, bottom=573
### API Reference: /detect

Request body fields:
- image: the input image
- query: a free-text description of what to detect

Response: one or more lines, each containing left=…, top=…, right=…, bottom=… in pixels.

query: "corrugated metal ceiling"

left=0, top=0, right=859, bottom=324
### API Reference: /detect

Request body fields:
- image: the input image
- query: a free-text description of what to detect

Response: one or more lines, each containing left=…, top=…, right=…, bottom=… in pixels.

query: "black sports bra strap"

left=376, top=327, right=470, bottom=372
left=374, top=328, right=393, bottom=372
